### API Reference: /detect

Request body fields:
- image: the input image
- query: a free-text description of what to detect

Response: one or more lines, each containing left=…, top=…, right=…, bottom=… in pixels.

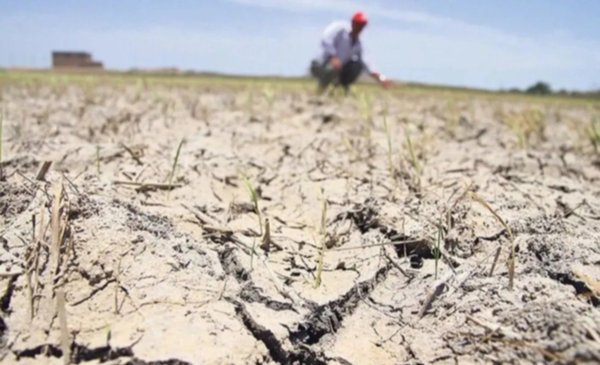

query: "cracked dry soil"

left=0, top=79, right=599, bottom=364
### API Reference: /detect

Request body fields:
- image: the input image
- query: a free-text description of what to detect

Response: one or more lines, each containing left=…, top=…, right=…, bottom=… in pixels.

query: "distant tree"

left=526, top=81, right=552, bottom=95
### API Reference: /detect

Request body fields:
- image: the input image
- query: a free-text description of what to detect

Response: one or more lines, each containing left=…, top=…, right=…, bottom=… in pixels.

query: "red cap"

left=352, top=11, right=368, bottom=25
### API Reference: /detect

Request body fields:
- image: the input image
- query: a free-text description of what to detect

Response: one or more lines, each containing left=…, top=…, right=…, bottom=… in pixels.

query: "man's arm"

left=361, top=59, right=392, bottom=88
left=321, top=23, right=344, bottom=70
left=370, top=71, right=392, bottom=88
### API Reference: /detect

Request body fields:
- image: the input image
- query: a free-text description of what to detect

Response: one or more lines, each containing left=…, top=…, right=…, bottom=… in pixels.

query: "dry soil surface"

left=0, top=81, right=599, bottom=364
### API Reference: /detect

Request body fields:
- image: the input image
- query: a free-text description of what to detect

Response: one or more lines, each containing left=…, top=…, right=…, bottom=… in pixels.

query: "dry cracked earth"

left=0, top=79, right=599, bottom=364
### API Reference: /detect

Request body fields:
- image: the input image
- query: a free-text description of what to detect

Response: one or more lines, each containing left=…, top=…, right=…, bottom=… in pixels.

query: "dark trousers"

left=310, top=59, right=363, bottom=90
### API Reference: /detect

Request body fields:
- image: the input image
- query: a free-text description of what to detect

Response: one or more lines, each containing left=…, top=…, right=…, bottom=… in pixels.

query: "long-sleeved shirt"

left=318, top=21, right=371, bottom=73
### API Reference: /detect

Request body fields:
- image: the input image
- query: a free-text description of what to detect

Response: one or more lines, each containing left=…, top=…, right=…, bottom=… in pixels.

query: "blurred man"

left=310, top=11, right=391, bottom=92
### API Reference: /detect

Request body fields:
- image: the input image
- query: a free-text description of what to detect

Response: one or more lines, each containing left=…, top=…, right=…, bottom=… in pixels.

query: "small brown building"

left=52, top=51, right=104, bottom=69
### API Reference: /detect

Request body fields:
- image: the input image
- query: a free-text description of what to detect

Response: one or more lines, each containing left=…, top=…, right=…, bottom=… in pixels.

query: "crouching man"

left=310, top=11, right=391, bottom=92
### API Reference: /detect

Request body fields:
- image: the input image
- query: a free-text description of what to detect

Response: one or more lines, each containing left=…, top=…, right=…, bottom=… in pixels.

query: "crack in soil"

left=217, top=229, right=395, bottom=362
left=0, top=181, right=35, bottom=226
left=0, top=275, right=18, bottom=313
left=218, top=246, right=250, bottom=283
left=14, top=342, right=133, bottom=363
left=73, top=344, right=134, bottom=362
left=218, top=245, right=298, bottom=314
left=289, top=264, right=391, bottom=346
left=125, top=359, right=193, bottom=365
left=228, top=299, right=326, bottom=365
left=548, top=271, right=599, bottom=307
left=115, top=199, right=175, bottom=239
left=333, top=201, right=433, bottom=263
left=12, top=340, right=193, bottom=364
left=333, top=201, right=380, bottom=234
left=240, top=285, right=297, bottom=313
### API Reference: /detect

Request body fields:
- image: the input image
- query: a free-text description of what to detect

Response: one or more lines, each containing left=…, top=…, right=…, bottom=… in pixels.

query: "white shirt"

left=319, top=21, right=371, bottom=73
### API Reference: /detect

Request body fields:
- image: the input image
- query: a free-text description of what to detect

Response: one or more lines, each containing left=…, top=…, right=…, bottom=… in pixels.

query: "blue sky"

left=1, top=0, right=599, bottom=90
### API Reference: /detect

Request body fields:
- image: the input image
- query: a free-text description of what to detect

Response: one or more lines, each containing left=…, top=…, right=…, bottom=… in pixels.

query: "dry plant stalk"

left=466, top=315, right=522, bottom=341
left=114, top=258, right=122, bottom=314
left=240, top=173, right=263, bottom=235
left=330, top=238, right=425, bottom=252
left=358, top=91, right=373, bottom=123
left=35, top=161, right=53, bottom=181
left=418, top=280, right=446, bottom=319
left=470, top=192, right=516, bottom=290
left=405, top=130, right=421, bottom=176
left=25, top=271, right=33, bottom=321
left=470, top=193, right=514, bottom=239
left=587, top=118, right=600, bottom=153
left=114, top=180, right=182, bottom=191
left=50, top=182, right=64, bottom=277
left=34, top=207, right=44, bottom=291
left=53, top=188, right=74, bottom=290
left=262, top=85, right=275, bottom=110
left=25, top=212, right=43, bottom=322
left=314, top=239, right=325, bottom=288
left=356, top=92, right=375, bottom=160
left=488, top=246, right=503, bottom=277
left=383, top=115, right=395, bottom=179
left=167, top=138, right=185, bottom=198
left=56, top=288, right=71, bottom=365
left=443, top=101, right=461, bottom=136
left=319, top=189, right=327, bottom=236
left=96, top=145, right=101, bottom=175
left=250, top=239, right=257, bottom=270
left=501, top=109, right=545, bottom=149
left=434, top=218, right=443, bottom=280
left=418, top=248, right=500, bottom=319
left=444, top=183, right=474, bottom=229
left=260, top=217, right=271, bottom=254
left=341, top=135, right=358, bottom=160
left=314, top=189, right=328, bottom=288
left=25, top=267, right=34, bottom=322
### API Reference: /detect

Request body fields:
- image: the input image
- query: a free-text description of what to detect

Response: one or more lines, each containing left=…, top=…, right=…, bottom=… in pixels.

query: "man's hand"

left=371, top=72, right=392, bottom=89
left=380, top=79, right=393, bottom=89
left=329, top=56, right=342, bottom=71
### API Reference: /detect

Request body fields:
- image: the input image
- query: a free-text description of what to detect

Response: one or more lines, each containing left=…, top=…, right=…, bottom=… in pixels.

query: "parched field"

left=0, top=72, right=599, bottom=364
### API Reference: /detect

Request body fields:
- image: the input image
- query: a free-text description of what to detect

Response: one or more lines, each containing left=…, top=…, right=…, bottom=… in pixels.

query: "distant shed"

left=52, top=51, right=104, bottom=69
